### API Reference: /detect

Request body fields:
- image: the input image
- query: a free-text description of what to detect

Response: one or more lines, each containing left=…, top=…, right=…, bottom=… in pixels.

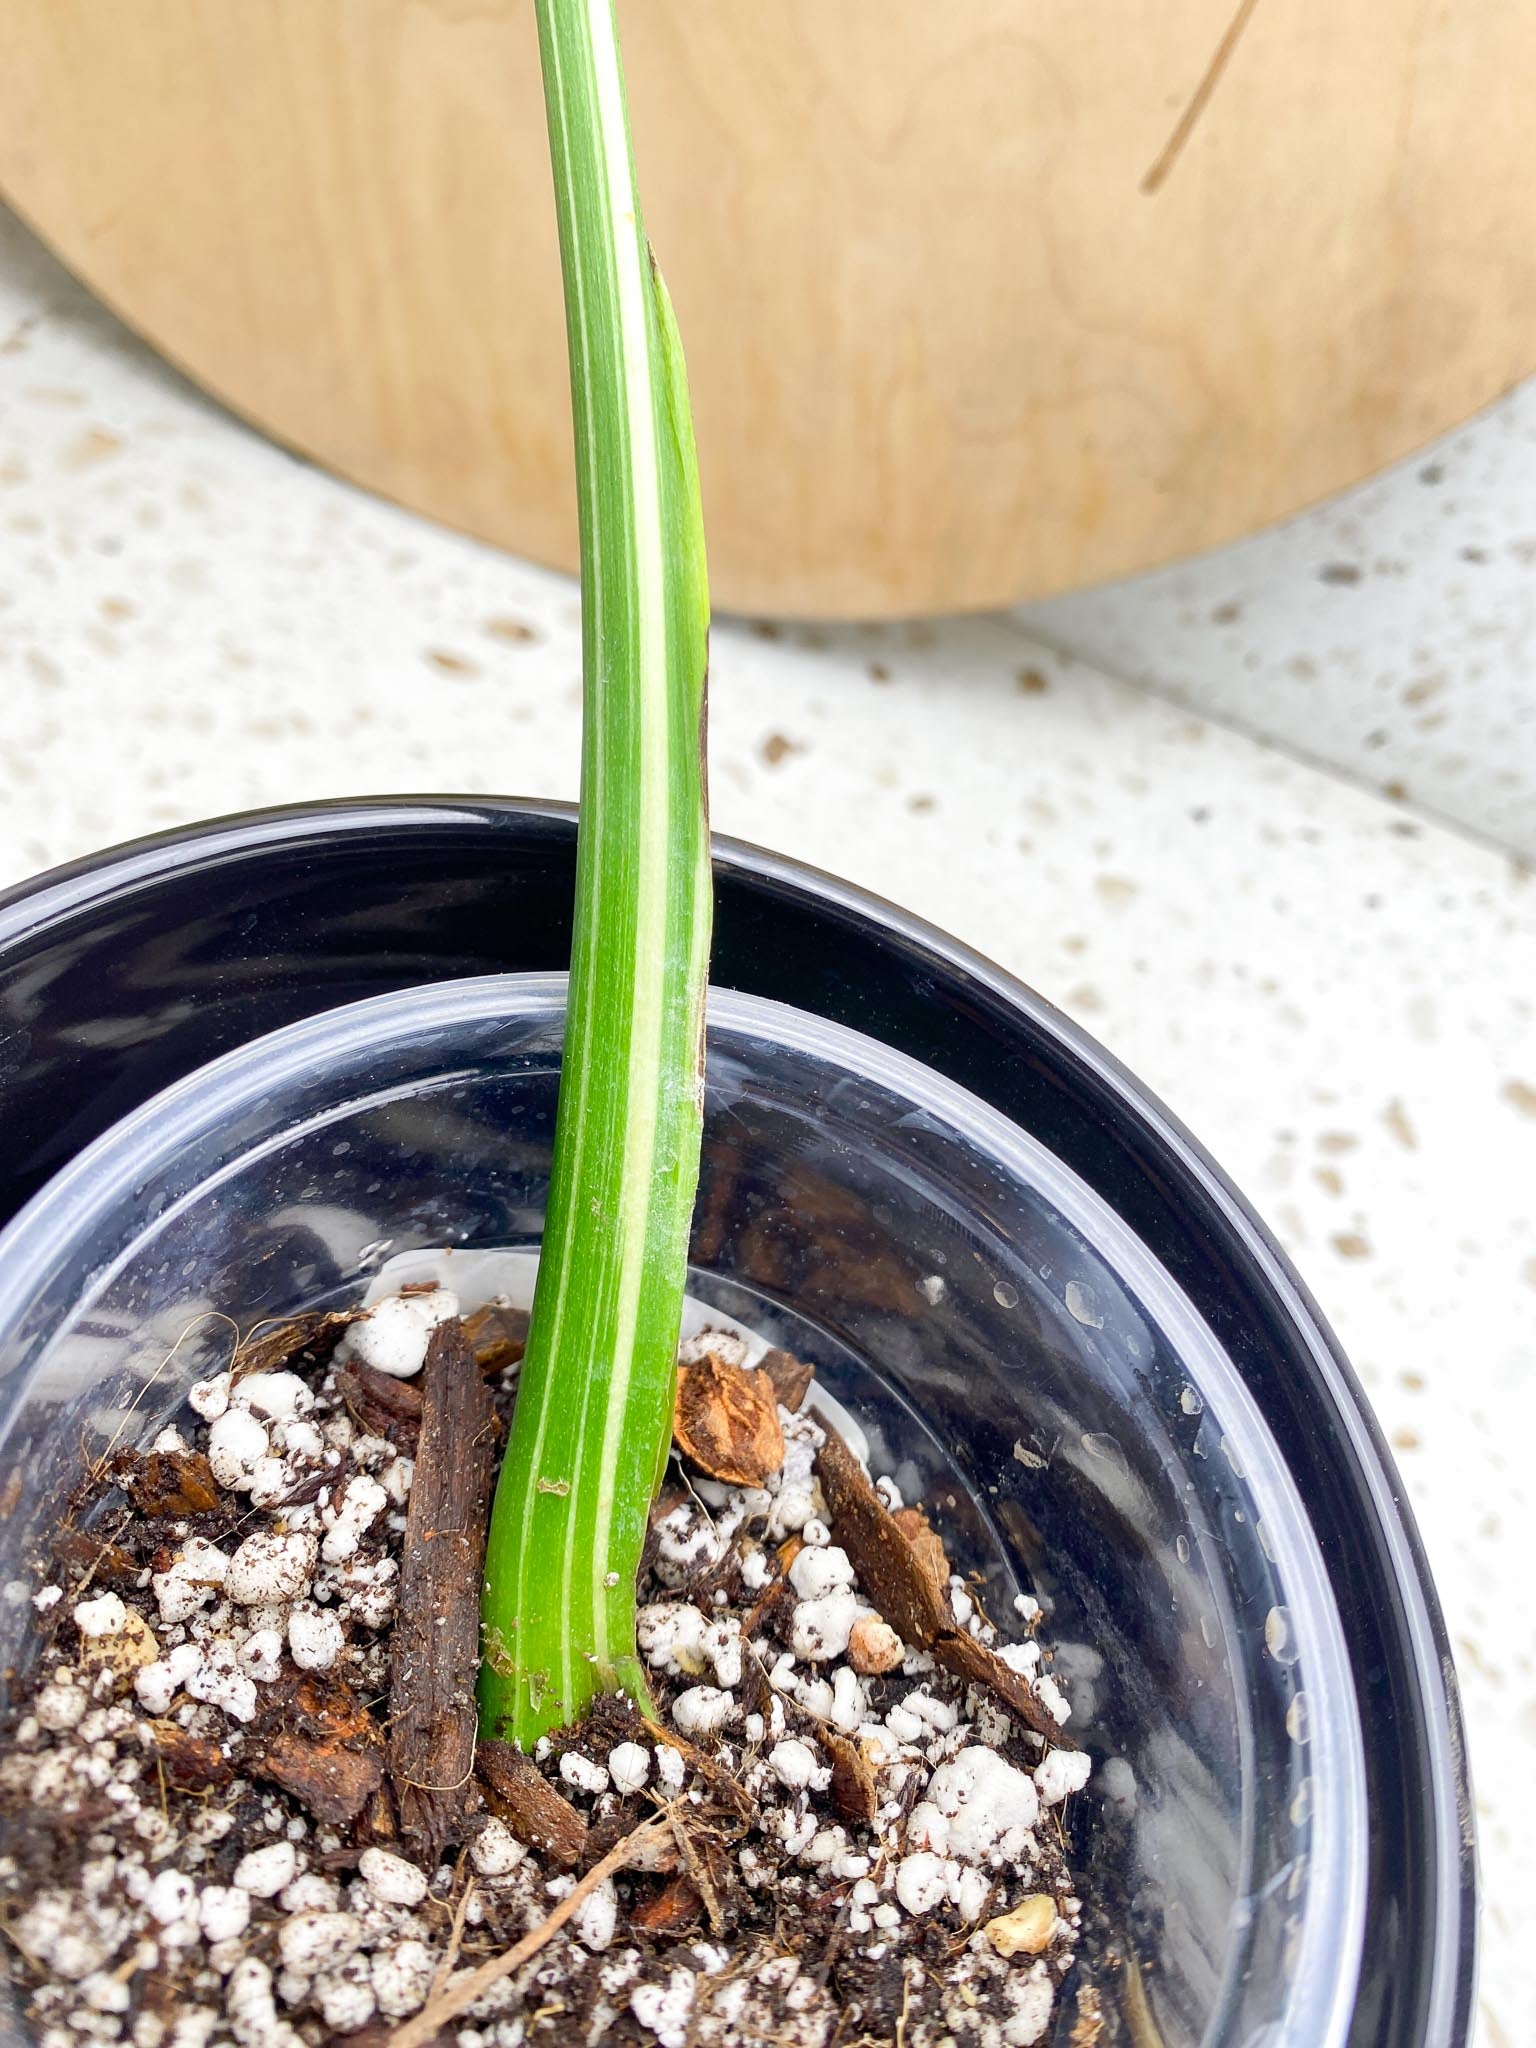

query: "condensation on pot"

left=1063, top=1279, right=1103, bottom=1328
left=1265, top=1604, right=1300, bottom=1665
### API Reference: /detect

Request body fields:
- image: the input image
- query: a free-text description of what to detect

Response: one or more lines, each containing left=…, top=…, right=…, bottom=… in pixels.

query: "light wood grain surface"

left=1, top=1, right=1532, bottom=617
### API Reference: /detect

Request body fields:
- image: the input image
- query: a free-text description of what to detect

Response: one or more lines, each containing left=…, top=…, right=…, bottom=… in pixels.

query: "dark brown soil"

left=0, top=1291, right=1098, bottom=2048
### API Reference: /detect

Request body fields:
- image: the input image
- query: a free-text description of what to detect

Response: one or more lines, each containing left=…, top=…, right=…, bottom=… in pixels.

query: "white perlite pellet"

left=908, top=1747, right=1040, bottom=1865
left=286, top=1605, right=343, bottom=1673
left=277, top=1909, right=362, bottom=1976
left=188, top=1373, right=231, bottom=1421
left=788, top=1546, right=855, bottom=1601
left=231, top=1371, right=311, bottom=1420
left=607, top=1741, right=650, bottom=1796
left=239, top=1629, right=284, bottom=1683
left=468, top=1819, right=526, bottom=1879
left=1032, top=1673, right=1072, bottom=1725
left=559, top=1751, right=610, bottom=1797
left=207, top=1409, right=269, bottom=1491
left=152, top=1540, right=230, bottom=1626
left=71, top=1592, right=129, bottom=1639
left=790, top=1590, right=859, bottom=1661
left=1034, top=1748, right=1093, bottom=1806
left=630, top=1968, right=696, bottom=2048
left=226, top=1531, right=317, bottom=1607
left=768, top=1739, right=820, bottom=1791
left=135, top=1642, right=203, bottom=1716
left=574, top=1877, right=618, bottom=1952
left=346, top=1289, right=458, bottom=1380
left=320, top=1475, right=388, bottom=1565
left=671, top=1686, right=735, bottom=1737
left=371, top=1940, right=435, bottom=2020
left=357, top=1849, right=428, bottom=1908
left=198, top=1887, right=251, bottom=1944
left=233, top=1841, right=298, bottom=1898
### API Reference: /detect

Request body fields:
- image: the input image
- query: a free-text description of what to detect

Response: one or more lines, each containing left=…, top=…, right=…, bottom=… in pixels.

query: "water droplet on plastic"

left=1174, top=1533, right=1191, bottom=1564
left=1265, top=1605, right=1299, bottom=1665
left=992, top=1280, right=1019, bottom=1309
left=1179, top=1384, right=1204, bottom=1417
left=1064, top=1280, right=1103, bottom=1327
left=1199, top=1612, right=1217, bottom=1649
left=1220, top=1433, right=1247, bottom=1478
left=1290, top=1775, right=1314, bottom=1827
left=1255, top=1518, right=1278, bottom=1563
left=1081, top=1431, right=1127, bottom=1468
left=1286, top=1691, right=1311, bottom=1744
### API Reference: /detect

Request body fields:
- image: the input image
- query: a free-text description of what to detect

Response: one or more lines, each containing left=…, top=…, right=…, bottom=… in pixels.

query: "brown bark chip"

left=813, top=1417, right=1073, bottom=1749
left=233, top=1308, right=359, bottom=1379
left=629, top=1872, right=704, bottom=1934
left=144, top=1721, right=234, bottom=1793
left=333, top=1360, right=423, bottom=1449
left=387, top=1320, right=499, bottom=1862
left=474, top=1741, right=589, bottom=1870
left=254, top=1725, right=385, bottom=1825
left=462, top=1301, right=530, bottom=1376
left=673, top=1350, right=785, bottom=1486
left=52, top=1528, right=140, bottom=1590
left=823, top=1728, right=879, bottom=1826
left=110, top=1448, right=220, bottom=1517
left=760, top=1346, right=815, bottom=1415
left=251, top=1671, right=386, bottom=1824
left=891, top=1506, right=950, bottom=1596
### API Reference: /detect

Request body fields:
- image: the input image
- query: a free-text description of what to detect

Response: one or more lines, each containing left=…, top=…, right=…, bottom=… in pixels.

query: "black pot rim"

left=0, top=796, right=1477, bottom=2047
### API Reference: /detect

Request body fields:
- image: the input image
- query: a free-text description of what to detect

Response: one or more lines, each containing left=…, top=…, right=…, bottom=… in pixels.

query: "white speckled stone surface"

left=2, top=206, right=1534, bottom=2044
left=1024, top=391, right=1536, bottom=859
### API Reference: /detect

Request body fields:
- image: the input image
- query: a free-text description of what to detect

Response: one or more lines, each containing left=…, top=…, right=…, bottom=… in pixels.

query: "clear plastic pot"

left=0, top=972, right=1365, bottom=2046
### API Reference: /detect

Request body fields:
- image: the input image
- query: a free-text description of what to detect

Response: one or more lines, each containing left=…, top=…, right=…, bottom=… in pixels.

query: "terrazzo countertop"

left=2, top=207, right=1534, bottom=2046
left=1026, top=388, right=1536, bottom=860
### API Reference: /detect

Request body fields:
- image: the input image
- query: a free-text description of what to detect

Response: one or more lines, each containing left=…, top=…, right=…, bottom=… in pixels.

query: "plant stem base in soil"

left=0, top=1279, right=1100, bottom=2048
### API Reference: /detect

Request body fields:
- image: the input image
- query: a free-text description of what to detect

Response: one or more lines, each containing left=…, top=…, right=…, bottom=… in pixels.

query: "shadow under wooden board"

left=2, top=1, right=1533, bottom=618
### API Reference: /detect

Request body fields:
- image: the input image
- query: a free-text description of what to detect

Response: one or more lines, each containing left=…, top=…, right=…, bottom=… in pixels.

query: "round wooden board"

left=2, top=2, right=1533, bottom=618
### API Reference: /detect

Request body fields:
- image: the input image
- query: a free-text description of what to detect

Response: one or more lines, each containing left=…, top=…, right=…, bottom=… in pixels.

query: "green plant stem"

left=477, top=0, right=710, bottom=1747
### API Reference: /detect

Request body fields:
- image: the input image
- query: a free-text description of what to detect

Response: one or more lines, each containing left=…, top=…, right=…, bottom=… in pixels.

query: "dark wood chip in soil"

left=143, top=1719, right=234, bottom=1792
left=250, top=1670, right=386, bottom=1825
left=108, top=1447, right=220, bottom=1517
left=388, top=1319, right=500, bottom=1863
left=759, top=1345, right=815, bottom=1414
left=822, top=1726, right=879, bottom=1825
left=232, top=1306, right=359, bottom=1378
left=814, top=1413, right=1073, bottom=1748
left=475, top=1739, right=589, bottom=1869
left=333, top=1358, right=423, bottom=1448
left=628, top=1871, right=705, bottom=1933
left=51, top=1526, right=141, bottom=1590
left=462, top=1300, right=530, bottom=1375
left=890, top=1504, right=951, bottom=1596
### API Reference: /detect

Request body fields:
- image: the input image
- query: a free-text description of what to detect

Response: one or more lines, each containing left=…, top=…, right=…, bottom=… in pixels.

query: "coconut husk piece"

left=673, top=1351, right=785, bottom=1486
